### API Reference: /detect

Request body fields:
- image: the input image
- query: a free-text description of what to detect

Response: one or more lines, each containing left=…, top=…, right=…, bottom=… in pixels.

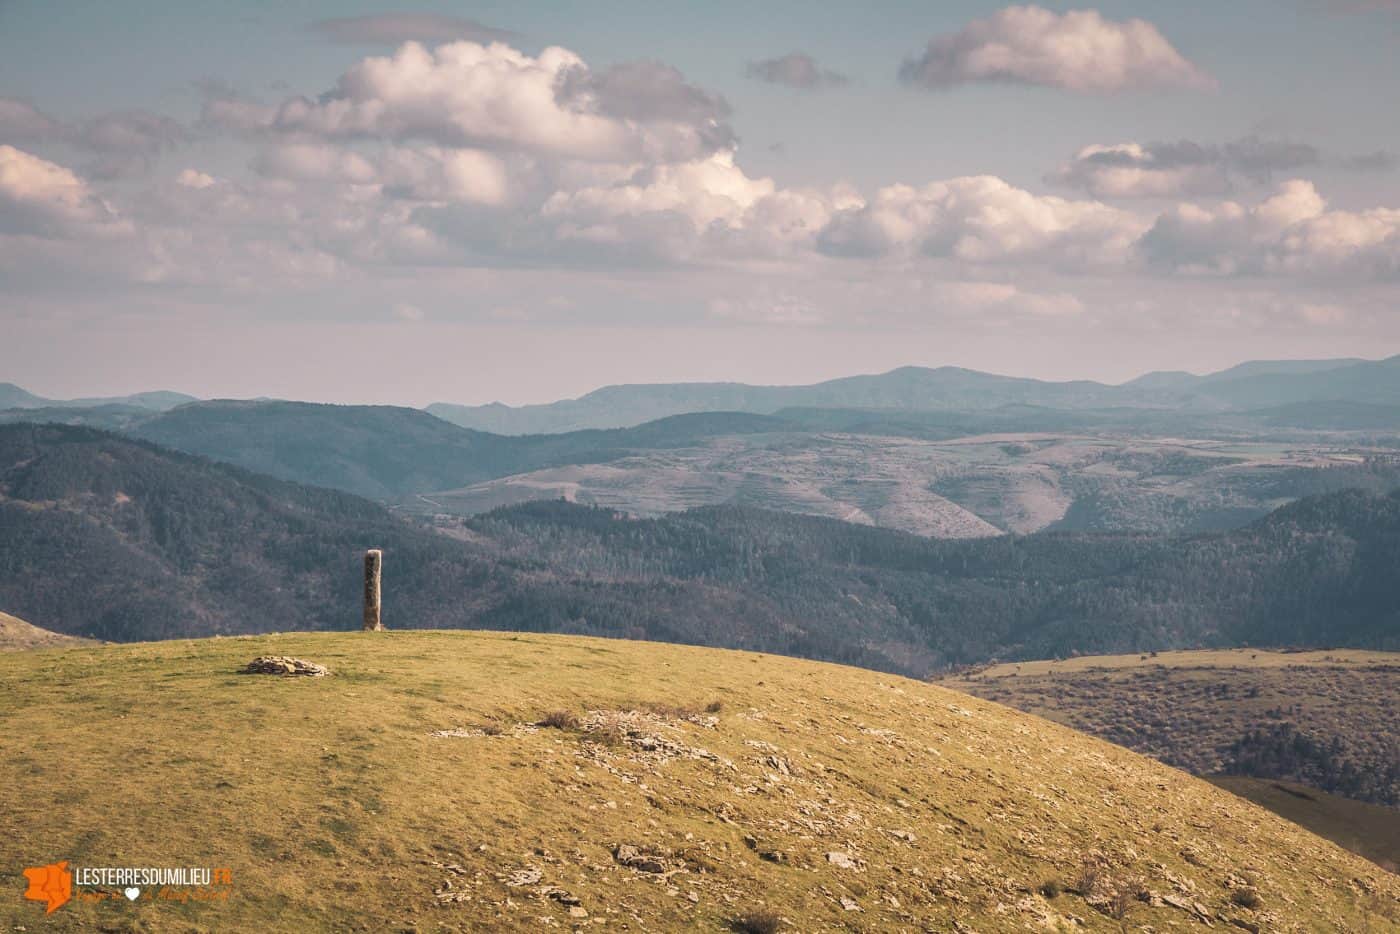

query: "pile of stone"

left=241, top=656, right=329, bottom=676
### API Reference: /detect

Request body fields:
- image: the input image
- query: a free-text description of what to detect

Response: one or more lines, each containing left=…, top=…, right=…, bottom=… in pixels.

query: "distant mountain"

left=1184, top=356, right=1400, bottom=409
left=428, top=357, right=1400, bottom=433
left=129, top=401, right=791, bottom=499
left=0, top=384, right=46, bottom=409
left=427, top=366, right=1139, bottom=433
left=1196, top=358, right=1368, bottom=384
left=0, top=382, right=196, bottom=411
left=0, top=403, right=160, bottom=432
left=3, top=423, right=1397, bottom=672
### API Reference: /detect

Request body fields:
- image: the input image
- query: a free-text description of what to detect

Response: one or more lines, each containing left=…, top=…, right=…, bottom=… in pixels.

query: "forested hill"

left=128, top=399, right=789, bottom=499
left=2, top=423, right=1397, bottom=674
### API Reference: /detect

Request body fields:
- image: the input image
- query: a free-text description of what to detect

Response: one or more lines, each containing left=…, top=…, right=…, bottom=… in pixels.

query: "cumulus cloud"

left=0, top=145, right=129, bottom=238
left=1139, top=179, right=1400, bottom=277
left=0, top=97, right=187, bottom=177
left=1050, top=137, right=1319, bottom=198
left=310, top=13, right=516, bottom=45
left=210, top=41, right=734, bottom=165
left=0, top=97, right=66, bottom=140
left=418, top=150, right=812, bottom=266
left=899, top=5, right=1214, bottom=93
left=744, top=53, right=849, bottom=90
left=816, top=175, right=1146, bottom=269
left=251, top=143, right=378, bottom=185
left=75, top=110, right=189, bottom=178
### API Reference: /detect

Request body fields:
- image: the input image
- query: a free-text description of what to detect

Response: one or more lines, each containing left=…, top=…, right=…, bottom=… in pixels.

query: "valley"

left=400, top=429, right=1400, bottom=537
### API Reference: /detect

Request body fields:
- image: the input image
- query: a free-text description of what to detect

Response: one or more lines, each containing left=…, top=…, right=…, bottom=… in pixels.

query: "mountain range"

left=3, top=423, right=1397, bottom=674
left=8, top=354, right=1399, bottom=437
left=426, top=356, right=1400, bottom=434
left=0, top=382, right=195, bottom=412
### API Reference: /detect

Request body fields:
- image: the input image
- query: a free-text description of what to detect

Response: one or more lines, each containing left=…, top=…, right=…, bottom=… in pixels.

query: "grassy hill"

left=1, top=632, right=1396, bottom=932
left=1208, top=777, right=1400, bottom=874
left=0, top=610, right=92, bottom=650
left=940, top=650, right=1400, bottom=806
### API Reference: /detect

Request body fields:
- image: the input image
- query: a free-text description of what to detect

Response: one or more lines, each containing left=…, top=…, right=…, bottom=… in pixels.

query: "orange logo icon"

left=22, top=860, right=72, bottom=914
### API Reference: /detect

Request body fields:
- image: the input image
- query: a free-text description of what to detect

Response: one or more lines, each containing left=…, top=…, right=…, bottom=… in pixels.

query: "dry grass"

left=1, top=631, right=1396, bottom=932
left=0, top=610, right=94, bottom=651
left=1209, top=776, right=1400, bottom=873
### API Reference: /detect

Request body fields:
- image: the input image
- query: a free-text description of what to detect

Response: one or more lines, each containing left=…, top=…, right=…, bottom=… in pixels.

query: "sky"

left=2, top=1, right=1399, bottom=406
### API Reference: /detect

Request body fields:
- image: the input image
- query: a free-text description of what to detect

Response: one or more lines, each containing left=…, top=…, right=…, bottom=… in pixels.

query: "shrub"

left=1231, top=887, right=1262, bottom=909
left=1073, top=863, right=1103, bottom=898
left=1038, top=879, right=1063, bottom=899
left=538, top=710, right=580, bottom=730
left=729, top=908, right=782, bottom=933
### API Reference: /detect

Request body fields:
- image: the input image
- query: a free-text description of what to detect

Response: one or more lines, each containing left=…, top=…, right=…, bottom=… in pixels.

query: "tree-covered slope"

left=1, top=423, right=1397, bottom=673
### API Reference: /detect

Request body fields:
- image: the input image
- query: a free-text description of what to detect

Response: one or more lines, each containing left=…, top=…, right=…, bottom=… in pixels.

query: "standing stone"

left=363, top=549, right=384, bottom=631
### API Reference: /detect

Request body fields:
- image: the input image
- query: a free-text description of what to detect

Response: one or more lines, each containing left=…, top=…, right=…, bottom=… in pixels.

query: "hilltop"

left=1, top=631, right=1395, bottom=931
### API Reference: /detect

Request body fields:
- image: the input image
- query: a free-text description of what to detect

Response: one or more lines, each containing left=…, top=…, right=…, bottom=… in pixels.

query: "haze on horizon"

left=3, top=1, right=1400, bottom=407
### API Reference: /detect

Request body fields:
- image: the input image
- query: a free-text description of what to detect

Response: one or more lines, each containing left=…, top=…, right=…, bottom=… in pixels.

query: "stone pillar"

left=363, top=549, right=384, bottom=631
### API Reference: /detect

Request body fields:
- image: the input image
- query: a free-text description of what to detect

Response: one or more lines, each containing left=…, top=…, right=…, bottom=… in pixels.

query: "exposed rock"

left=825, top=851, right=862, bottom=870
left=614, top=844, right=668, bottom=874
left=505, top=868, right=543, bottom=887
left=542, top=886, right=581, bottom=906
left=241, top=656, right=328, bottom=676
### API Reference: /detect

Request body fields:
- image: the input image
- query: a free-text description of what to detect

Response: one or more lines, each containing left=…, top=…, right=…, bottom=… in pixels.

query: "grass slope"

left=0, top=610, right=92, bottom=650
left=1208, top=777, right=1400, bottom=874
left=2, top=632, right=1396, bottom=932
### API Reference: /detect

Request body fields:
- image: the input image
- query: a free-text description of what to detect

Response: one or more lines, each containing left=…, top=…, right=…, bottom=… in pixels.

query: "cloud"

left=0, top=145, right=129, bottom=238
left=210, top=41, right=734, bottom=165
left=415, top=150, right=850, bottom=268
left=899, top=5, right=1214, bottom=93
left=176, top=168, right=217, bottom=189
left=0, top=97, right=188, bottom=177
left=251, top=143, right=378, bottom=185
left=0, top=97, right=66, bottom=140
left=708, top=292, right=826, bottom=325
left=1050, top=137, right=1319, bottom=198
left=74, top=110, right=189, bottom=178
left=310, top=13, right=516, bottom=45
left=1341, top=150, right=1398, bottom=172
left=745, top=53, right=849, bottom=90
left=815, top=175, right=1146, bottom=269
left=1138, top=179, right=1400, bottom=277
